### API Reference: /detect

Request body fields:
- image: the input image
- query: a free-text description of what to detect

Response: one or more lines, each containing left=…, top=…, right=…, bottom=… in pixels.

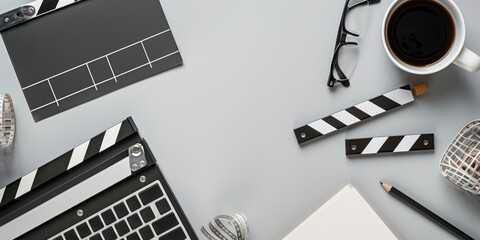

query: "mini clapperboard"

left=294, top=84, right=429, bottom=145
left=1, top=0, right=182, bottom=122
left=0, top=117, right=198, bottom=240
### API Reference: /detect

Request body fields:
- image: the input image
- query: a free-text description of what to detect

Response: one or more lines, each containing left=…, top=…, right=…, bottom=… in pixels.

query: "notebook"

left=283, top=184, right=397, bottom=240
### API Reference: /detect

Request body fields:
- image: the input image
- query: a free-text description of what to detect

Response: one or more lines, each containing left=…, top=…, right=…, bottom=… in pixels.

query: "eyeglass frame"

left=327, top=0, right=380, bottom=88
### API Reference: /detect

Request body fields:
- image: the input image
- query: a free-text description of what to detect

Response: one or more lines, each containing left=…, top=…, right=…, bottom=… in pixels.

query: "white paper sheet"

left=283, top=184, right=397, bottom=240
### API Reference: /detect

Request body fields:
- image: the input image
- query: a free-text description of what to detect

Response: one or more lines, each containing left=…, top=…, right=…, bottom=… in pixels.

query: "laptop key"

left=89, top=233, right=102, bottom=240
left=115, top=220, right=130, bottom=236
left=126, top=232, right=141, bottom=240
left=151, top=213, right=178, bottom=235
left=138, top=184, right=163, bottom=205
left=76, top=222, right=92, bottom=238
left=139, top=225, right=154, bottom=240
left=114, top=202, right=129, bottom=219
left=127, top=213, right=143, bottom=230
left=155, top=199, right=171, bottom=215
left=64, top=229, right=79, bottom=240
left=101, top=209, right=117, bottom=225
left=89, top=216, right=104, bottom=232
left=126, top=196, right=142, bottom=212
left=139, top=206, right=155, bottom=223
left=158, top=227, right=187, bottom=240
left=102, top=226, right=117, bottom=240
left=52, top=236, right=64, bottom=240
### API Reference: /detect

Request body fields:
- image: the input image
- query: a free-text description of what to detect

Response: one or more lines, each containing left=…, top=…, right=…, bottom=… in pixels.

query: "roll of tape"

left=0, top=93, right=15, bottom=148
left=201, top=213, right=249, bottom=240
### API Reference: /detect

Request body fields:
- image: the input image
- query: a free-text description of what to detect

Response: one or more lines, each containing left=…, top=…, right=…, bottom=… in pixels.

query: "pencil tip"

left=381, top=182, right=392, bottom=192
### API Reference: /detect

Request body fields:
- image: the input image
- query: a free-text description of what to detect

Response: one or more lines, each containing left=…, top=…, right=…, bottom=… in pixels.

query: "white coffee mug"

left=382, top=0, right=480, bottom=75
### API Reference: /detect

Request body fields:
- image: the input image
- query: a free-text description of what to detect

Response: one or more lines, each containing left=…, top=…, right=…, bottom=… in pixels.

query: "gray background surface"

left=1, top=0, right=480, bottom=239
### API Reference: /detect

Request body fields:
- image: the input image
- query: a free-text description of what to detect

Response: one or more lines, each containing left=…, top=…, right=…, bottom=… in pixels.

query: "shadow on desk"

left=0, top=143, right=16, bottom=184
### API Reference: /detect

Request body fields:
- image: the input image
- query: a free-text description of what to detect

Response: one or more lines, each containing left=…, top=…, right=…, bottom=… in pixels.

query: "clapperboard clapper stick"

left=294, top=84, right=429, bottom=145
left=0, top=118, right=137, bottom=208
left=0, top=0, right=82, bottom=32
left=345, top=133, right=434, bottom=156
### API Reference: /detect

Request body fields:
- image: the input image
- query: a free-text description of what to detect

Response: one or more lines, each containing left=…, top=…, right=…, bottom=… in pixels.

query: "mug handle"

left=453, top=47, right=480, bottom=72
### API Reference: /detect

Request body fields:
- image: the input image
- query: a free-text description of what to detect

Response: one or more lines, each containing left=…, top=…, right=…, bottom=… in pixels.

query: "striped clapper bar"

left=294, top=85, right=415, bottom=145
left=0, top=117, right=136, bottom=208
left=345, top=134, right=435, bottom=156
left=0, top=0, right=82, bottom=31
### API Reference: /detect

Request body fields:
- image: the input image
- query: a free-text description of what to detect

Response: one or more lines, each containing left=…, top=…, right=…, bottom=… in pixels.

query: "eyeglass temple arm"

left=348, top=0, right=381, bottom=10
left=368, top=0, right=381, bottom=4
left=343, top=0, right=381, bottom=36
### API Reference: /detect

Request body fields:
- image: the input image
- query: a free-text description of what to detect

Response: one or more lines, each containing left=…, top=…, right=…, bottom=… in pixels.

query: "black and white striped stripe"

left=345, top=134, right=434, bottom=156
left=0, top=117, right=136, bottom=207
left=0, top=0, right=82, bottom=32
left=294, top=85, right=415, bottom=145
left=25, top=0, right=81, bottom=17
left=37, top=0, right=81, bottom=15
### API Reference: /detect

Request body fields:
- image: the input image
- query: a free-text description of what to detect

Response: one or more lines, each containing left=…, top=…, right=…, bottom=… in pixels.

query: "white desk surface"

left=1, top=0, right=480, bottom=239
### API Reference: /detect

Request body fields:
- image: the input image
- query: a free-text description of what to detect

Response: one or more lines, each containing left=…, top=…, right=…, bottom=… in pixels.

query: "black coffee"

left=387, top=0, right=455, bottom=66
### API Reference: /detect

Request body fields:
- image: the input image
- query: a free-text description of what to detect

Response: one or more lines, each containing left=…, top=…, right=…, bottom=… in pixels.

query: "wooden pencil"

left=380, top=182, right=474, bottom=240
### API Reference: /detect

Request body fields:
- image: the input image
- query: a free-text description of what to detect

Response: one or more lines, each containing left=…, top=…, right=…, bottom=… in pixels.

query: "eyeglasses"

left=327, top=0, right=380, bottom=87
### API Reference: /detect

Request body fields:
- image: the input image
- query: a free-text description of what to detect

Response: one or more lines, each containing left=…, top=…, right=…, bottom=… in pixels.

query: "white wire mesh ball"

left=440, top=120, right=480, bottom=194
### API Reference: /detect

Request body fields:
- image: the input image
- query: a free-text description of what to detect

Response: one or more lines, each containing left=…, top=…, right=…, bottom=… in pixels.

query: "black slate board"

left=2, top=0, right=182, bottom=122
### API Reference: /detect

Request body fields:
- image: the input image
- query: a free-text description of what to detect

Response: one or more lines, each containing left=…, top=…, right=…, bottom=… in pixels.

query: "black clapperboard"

left=0, top=117, right=198, bottom=239
left=1, top=0, right=182, bottom=122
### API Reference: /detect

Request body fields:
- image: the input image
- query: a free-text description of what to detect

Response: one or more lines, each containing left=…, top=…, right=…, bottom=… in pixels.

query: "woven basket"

left=440, top=120, right=480, bottom=194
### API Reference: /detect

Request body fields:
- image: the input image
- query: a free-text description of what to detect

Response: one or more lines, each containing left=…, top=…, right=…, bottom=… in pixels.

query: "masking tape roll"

left=201, top=213, right=249, bottom=240
left=0, top=93, right=15, bottom=148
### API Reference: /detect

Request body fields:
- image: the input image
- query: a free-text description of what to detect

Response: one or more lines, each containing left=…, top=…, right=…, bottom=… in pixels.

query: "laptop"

left=0, top=117, right=198, bottom=240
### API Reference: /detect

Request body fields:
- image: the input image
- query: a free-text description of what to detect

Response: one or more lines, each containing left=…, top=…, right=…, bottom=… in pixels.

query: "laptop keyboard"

left=50, top=181, right=190, bottom=240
